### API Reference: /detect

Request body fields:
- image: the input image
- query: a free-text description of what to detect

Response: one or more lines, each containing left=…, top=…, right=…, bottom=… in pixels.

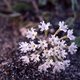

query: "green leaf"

left=65, top=17, right=74, bottom=28
left=71, top=37, right=80, bottom=47
left=71, top=0, right=78, bottom=16
left=12, top=2, right=32, bottom=13
left=42, top=12, right=51, bottom=22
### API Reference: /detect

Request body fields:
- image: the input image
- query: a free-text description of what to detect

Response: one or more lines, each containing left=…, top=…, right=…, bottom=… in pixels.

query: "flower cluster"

left=19, top=21, right=77, bottom=73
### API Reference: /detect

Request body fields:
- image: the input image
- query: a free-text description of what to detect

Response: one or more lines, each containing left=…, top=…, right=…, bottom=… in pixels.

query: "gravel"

left=0, top=47, right=80, bottom=80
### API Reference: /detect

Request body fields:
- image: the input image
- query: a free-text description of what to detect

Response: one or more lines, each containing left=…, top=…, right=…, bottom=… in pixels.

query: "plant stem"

left=38, top=49, right=43, bottom=54
left=48, top=56, right=51, bottom=60
left=54, top=29, right=60, bottom=36
left=45, top=30, right=47, bottom=38
left=56, top=55, right=64, bottom=62
left=4, top=0, right=13, bottom=12
left=43, top=59, right=45, bottom=63
left=63, top=46, right=68, bottom=49
left=53, top=55, right=57, bottom=61
left=57, top=36, right=67, bottom=41
left=59, top=58, right=64, bottom=62
left=35, top=35, right=41, bottom=40
left=34, top=50, right=40, bottom=54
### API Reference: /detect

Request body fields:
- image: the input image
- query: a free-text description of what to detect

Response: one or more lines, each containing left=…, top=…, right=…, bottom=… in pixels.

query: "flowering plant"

left=19, top=21, right=77, bottom=73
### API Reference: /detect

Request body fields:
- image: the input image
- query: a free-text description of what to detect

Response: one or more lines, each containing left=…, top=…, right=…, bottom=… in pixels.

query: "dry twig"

left=4, top=0, right=13, bottom=12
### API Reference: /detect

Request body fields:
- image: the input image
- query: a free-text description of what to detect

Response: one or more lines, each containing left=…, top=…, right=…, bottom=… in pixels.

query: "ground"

left=0, top=0, right=80, bottom=80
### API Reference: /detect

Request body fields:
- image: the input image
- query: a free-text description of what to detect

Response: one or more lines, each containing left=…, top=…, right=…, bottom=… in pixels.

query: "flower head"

left=50, top=47, right=59, bottom=56
left=19, top=21, right=77, bottom=74
left=26, top=28, right=37, bottom=40
left=45, top=59, right=54, bottom=66
left=30, top=54, right=40, bottom=62
left=49, top=35, right=59, bottom=45
left=53, top=61, right=63, bottom=73
left=59, top=21, right=68, bottom=32
left=20, top=56, right=29, bottom=63
left=58, top=50, right=67, bottom=58
left=38, top=63, right=49, bottom=72
left=68, top=42, right=77, bottom=54
left=19, top=42, right=30, bottom=53
left=57, top=40, right=67, bottom=50
left=38, top=40, right=48, bottom=49
left=63, top=60, right=70, bottom=67
left=67, top=29, right=75, bottom=40
left=43, top=49, right=51, bottom=58
left=30, top=41, right=38, bottom=51
left=38, top=21, right=51, bottom=31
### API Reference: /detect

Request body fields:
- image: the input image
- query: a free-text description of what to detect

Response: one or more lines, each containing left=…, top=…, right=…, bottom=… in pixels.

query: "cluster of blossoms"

left=19, top=21, right=77, bottom=73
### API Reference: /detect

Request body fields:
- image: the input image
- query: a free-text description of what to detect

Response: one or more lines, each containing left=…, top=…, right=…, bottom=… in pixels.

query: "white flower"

left=30, top=54, right=40, bottom=62
left=38, top=63, right=49, bottom=72
left=26, top=28, right=37, bottom=40
left=42, top=49, right=51, bottom=58
left=53, top=61, right=63, bottom=73
left=45, top=59, right=54, bottom=66
left=30, top=41, right=38, bottom=51
left=19, top=42, right=30, bottom=53
left=53, top=61, right=65, bottom=73
left=58, top=50, right=67, bottom=58
left=49, top=35, right=59, bottom=45
left=68, top=42, right=77, bottom=54
left=58, top=60, right=70, bottom=71
left=63, top=60, right=70, bottom=67
left=20, top=56, right=29, bottom=63
left=38, top=40, right=48, bottom=49
left=50, top=47, right=60, bottom=56
left=57, top=40, right=66, bottom=50
left=38, top=21, right=51, bottom=31
left=19, top=21, right=77, bottom=73
left=67, top=29, right=75, bottom=40
left=59, top=21, right=68, bottom=32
